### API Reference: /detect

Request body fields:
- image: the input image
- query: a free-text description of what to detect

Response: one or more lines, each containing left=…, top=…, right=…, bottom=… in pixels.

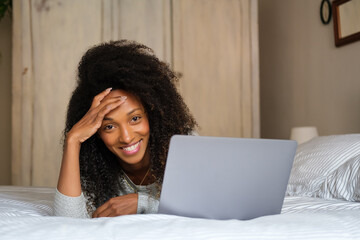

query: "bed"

left=1, top=134, right=359, bottom=240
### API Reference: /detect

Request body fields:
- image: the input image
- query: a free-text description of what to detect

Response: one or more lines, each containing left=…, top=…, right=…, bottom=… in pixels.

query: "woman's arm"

left=57, top=137, right=82, bottom=197
left=53, top=188, right=89, bottom=218
left=137, top=192, right=159, bottom=214
left=55, top=88, right=126, bottom=216
left=91, top=191, right=159, bottom=217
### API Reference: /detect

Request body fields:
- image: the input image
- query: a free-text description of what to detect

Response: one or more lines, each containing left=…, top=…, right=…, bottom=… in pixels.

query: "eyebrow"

left=103, top=108, right=143, bottom=121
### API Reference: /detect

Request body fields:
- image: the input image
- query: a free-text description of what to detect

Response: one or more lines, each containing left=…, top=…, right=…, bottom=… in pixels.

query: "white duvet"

left=1, top=186, right=360, bottom=240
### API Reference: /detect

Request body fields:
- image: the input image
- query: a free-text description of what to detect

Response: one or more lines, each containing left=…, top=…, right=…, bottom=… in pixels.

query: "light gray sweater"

left=53, top=173, right=159, bottom=218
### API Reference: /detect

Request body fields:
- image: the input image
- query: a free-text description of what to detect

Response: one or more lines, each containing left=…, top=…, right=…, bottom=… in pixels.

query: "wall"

left=0, top=13, right=12, bottom=185
left=172, top=0, right=260, bottom=138
left=12, top=0, right=259, bottom=187
left=259, top=0, right=360, bottom=139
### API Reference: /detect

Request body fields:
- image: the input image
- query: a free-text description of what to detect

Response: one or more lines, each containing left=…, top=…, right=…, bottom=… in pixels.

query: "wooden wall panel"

left=116, top=0, right=171, bottom=62
left=250, top=0, right=260, bottom=138
left=172, top=0, right=259, bottom=138
left=30, top=0, right=104, bottom=187
left=12, top=0, right=172, bottom=187
left=12, top=0, right=35, bottom=186
left=12, top=0, right=105, bottom=186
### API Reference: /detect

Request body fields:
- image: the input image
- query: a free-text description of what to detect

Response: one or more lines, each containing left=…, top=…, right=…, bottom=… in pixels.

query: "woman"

left=54, top=40, right=197, bottom=218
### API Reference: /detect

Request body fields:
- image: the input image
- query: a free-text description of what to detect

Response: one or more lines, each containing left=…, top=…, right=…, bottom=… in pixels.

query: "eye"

left=130, top=116, right=142, bottom=123
left=103, top=124, right=114, bottom=131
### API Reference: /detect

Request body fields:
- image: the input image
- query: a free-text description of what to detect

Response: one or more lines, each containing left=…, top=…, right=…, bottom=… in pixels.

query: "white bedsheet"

left=1, top=186, right=360, bottom=240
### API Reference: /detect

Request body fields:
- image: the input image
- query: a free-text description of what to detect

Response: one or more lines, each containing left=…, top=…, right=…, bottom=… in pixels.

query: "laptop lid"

left=158, top=135, right=297, bottom=220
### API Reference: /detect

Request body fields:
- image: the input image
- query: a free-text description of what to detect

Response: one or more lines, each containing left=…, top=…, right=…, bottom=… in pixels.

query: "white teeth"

left=123, top=141, right=140, bottom=152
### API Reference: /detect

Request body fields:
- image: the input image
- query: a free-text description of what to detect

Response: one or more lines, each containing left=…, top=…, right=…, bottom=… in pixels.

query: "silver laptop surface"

left=158, top=135, right=297, bottom=220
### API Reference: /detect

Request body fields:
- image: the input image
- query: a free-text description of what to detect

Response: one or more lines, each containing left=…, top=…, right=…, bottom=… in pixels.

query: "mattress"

left=1, top=186, right=360, bottom=240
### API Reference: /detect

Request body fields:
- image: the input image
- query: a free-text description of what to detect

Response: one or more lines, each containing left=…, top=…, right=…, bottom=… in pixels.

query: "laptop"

left=158, top=135, right=297, bottom=220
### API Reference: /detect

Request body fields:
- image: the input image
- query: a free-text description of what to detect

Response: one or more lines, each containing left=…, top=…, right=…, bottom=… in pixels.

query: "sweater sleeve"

left=137, top=191, right=159, bottom=214
left=53, top=188, right=90, bottom=218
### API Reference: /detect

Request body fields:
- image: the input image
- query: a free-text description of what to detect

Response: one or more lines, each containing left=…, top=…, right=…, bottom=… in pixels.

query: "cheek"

left=141, top=119, right=150, bottom=136
left=99, top=133, right=117, bottom=146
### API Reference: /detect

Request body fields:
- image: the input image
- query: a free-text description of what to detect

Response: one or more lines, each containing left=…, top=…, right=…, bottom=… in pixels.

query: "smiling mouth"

left=119, top=140, right=142, bottom=154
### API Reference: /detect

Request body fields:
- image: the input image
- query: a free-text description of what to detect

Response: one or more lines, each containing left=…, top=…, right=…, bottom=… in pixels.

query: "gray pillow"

left=316, top=154, right=360, bottom=201
left=287, top=134, right=360, bottom=202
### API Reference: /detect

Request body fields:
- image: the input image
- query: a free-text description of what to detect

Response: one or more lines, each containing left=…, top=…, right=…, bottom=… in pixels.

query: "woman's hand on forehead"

left=91, top=88, right=127, bottom=107
left=66, top=88, right=127, bottom=144
left=99, top=89, right=128, bottom=103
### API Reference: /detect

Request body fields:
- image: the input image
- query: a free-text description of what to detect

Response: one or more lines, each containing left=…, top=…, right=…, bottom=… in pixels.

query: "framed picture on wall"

left=332, top=0, right=360, bottom=47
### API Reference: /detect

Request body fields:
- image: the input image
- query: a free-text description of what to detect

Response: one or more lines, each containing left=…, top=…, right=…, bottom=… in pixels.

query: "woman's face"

left=98, top=89, right=150, bottom=169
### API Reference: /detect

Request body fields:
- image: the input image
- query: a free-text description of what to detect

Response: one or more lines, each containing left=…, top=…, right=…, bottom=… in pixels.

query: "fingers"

left=92, top=194, right=138, bottom=218
left=93, top=207, right=112, bottom=218
left=92, top=200, right=114, bottom=218
left=92, top=97, right=127, bottom=125
left=92, top=202, right=108, bottom=218
left=90, top=88, right=112, bottom=109
left=90, top=91, right=127, bottom=113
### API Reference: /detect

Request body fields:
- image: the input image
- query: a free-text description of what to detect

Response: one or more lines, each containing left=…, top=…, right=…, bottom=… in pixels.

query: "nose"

left=118, top=125, right=133, bottom=144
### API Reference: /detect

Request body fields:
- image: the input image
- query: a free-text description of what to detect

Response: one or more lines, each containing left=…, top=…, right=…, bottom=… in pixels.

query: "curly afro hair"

left=64, top=40, right=197, bottom=210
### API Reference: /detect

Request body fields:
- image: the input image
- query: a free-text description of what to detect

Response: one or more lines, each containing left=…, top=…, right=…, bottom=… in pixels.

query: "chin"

left=116, top=152, right=146, bottom=165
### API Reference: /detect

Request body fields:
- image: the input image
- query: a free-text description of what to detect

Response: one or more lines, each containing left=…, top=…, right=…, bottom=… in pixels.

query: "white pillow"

left=316, top=154, right=360, bottom=201
left=287, top=134, right=360, bottom=201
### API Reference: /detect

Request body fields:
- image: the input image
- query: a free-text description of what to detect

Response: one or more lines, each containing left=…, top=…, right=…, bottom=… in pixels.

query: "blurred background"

left=0, top=0, right=359, bottom=187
